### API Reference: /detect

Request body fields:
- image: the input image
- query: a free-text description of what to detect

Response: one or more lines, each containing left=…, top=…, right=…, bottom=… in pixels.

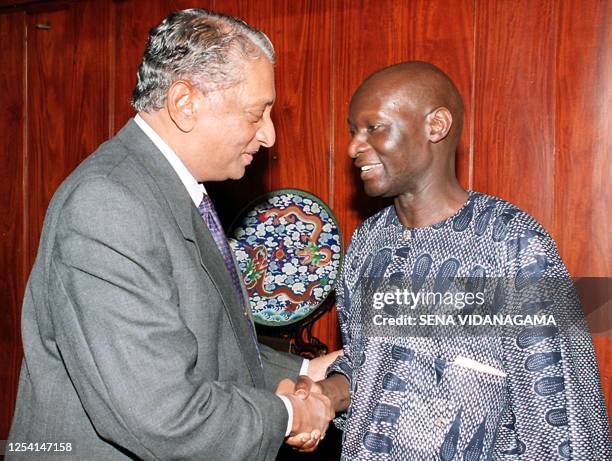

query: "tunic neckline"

left=391, top=190, right=475, bottom=237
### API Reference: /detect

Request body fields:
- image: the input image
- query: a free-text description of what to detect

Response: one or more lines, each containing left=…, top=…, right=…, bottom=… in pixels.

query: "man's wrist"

left=284, top=393, right=304, bottom=436
left=278, top=395, right=293, bottom=437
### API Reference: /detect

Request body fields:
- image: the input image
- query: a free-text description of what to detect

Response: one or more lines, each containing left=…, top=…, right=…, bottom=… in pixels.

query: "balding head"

left=353, top=61, right=464, bottom=148
left=347, top=61, right=465, bottom=199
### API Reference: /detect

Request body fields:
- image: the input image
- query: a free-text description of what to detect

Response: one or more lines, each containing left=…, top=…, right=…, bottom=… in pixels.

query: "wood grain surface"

left=0, top=9, right=25, bottom=440
left=555, top=0, right=612, bottom=416
left=473, top=0, right=557, bottom=230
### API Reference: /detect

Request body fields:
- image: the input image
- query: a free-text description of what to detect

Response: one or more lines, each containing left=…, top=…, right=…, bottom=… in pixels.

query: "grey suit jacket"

left=8, top=120, right=302, bottom=460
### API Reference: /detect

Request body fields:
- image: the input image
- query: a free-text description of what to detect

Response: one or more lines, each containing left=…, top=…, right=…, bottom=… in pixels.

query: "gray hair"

left=132, top=9, right=275, bottom=112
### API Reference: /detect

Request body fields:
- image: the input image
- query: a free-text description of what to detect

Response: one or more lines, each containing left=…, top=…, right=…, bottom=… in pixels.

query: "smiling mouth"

left=360, top=164, right=382, bottom=172
left=359, top=163, right=383, bottom=180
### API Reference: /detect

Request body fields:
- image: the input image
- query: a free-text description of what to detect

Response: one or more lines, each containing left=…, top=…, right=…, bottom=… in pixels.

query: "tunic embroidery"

left=329, top=191, right=611, bottom=460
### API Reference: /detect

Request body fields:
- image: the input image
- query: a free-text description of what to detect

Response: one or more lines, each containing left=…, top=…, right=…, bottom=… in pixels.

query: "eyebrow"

left=245, top=100, right=274, bottom=111
left=251, top=97, right=275, bottom=107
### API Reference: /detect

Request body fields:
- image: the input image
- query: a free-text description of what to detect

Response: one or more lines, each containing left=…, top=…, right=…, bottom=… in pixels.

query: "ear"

left=166, top=80, right=199, bottom=132
left=426, top=107, right=453, bottom=143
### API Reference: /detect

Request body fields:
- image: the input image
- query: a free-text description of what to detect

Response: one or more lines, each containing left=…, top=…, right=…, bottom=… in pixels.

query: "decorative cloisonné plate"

left=229, top=189, right=343, bottom=328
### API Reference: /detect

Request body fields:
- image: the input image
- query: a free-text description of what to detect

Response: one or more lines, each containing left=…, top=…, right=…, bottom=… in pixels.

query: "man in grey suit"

left=8, top=9, right=335, bottom=460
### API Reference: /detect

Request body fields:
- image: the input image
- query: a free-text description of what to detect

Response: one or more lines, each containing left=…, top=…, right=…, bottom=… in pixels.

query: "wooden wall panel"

left=0, top=9, right=25, bottom=441
left=473, top=0, right=557, bottom=229
left=26, top=0, right=110, bottom=267
left=555, top=0, right=611, bottom=277
left=555, top=0, right=611, bottom=416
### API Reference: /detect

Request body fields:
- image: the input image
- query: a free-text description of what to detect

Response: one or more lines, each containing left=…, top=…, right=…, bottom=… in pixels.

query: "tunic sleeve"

left=495, top=222, right=611, bottom=459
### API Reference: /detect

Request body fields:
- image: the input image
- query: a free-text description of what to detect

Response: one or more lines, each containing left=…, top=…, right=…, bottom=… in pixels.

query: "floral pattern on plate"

left=229, top=189, right=343, bottom=327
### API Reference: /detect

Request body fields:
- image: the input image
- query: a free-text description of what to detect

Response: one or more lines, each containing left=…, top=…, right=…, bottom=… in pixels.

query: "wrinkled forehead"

left=216, top=56, right=275, bottom=99
left=349, top=77, right=421, bottom=118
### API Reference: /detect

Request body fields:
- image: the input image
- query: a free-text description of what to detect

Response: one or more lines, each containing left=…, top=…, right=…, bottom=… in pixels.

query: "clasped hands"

left=276, top=375, right=332, bottom=452
left=275, top=350, right=343, bottom=452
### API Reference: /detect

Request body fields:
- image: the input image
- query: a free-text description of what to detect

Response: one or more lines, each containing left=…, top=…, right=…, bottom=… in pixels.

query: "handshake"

left=275, top=351, right=351, bottom=452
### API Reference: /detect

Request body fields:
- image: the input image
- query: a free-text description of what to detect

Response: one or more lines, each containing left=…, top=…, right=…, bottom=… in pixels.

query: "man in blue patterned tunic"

left=301, top=62, right=610, bottom=459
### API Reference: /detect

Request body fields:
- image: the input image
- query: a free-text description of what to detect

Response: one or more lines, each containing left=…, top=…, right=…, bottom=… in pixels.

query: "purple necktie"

left=197, top=194, right=262, bottom=367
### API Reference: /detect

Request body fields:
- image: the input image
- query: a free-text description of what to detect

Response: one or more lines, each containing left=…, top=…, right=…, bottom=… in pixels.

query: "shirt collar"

left=134, top=114, right=206, bottom=206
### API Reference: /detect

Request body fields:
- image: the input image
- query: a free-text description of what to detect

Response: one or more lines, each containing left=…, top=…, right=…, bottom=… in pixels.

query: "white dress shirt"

left=134, top=115, right=305, bottom=436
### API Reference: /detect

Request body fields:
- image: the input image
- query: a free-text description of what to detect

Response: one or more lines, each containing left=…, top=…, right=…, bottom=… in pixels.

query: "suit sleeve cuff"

left=278, top=395, right=293, bottom=437
left=299, top=359, right=309, bottom=376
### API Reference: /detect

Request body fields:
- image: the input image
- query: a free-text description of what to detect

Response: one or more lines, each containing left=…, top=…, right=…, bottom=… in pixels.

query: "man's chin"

left=363, top=182, right=385, bottom=198
left=228, top=167, right=247, bottom=180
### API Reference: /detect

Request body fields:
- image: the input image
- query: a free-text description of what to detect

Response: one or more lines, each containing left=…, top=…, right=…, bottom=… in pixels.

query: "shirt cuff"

left=278, top=395, right=293, bottom=437
left=299, top=358, right=309, bottom=376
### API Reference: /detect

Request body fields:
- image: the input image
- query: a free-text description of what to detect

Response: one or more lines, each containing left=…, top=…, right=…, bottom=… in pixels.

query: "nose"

left=348, top=133, right=367, bottom=159
left=256, top=114, right=276, bottom=148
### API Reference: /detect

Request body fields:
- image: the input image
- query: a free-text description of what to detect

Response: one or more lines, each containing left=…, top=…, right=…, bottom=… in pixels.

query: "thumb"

left=275, top=378, right=296, bottom=396
left=294, top=375, right=315, bottom=399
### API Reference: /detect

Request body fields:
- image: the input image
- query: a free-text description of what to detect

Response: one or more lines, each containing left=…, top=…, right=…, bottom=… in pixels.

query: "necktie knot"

left=198, top=193, right=216, bottom=218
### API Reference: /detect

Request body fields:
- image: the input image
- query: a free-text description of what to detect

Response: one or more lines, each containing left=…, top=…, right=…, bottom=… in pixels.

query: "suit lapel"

left=115, top=120, right=265, bottom=387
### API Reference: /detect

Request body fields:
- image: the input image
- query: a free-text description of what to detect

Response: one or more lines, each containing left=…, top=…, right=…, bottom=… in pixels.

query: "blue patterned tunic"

left=328, top=191, right=610, bottom=460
